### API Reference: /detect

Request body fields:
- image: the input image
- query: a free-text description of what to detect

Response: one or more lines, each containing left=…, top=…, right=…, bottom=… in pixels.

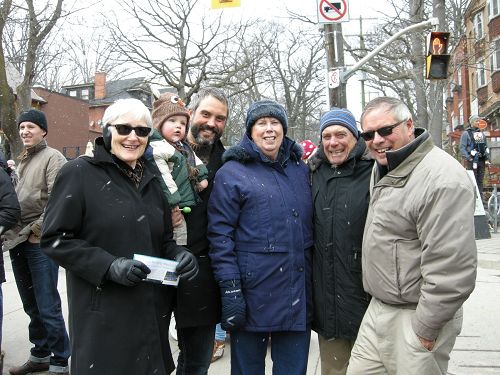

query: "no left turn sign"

left=317, top=0, right=349, bottom=24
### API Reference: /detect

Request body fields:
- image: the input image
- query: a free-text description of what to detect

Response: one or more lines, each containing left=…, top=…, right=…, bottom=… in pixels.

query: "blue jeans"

left=9, top=241, right=70, bottom=367
left=230, top=329, right=311, bottom=375
left=176, top=324, right=215, bottom=375
left=215, top=323, right=226, bottom=341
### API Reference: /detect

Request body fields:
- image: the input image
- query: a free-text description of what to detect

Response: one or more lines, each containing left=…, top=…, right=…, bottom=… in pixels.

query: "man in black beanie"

left=3, top=109, right=70, bottom=375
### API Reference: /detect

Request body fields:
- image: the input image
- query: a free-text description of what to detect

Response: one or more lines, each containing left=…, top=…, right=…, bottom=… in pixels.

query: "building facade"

left=447, top=0, right=500, bottom=166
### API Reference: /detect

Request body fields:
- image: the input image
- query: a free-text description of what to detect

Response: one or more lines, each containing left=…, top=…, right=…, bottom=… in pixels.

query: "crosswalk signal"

left=425, top=31, right=450, bottom=79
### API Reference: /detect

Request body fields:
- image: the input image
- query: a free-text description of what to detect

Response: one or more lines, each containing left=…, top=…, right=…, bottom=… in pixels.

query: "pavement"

left=2, top=231, right=500, bottom=375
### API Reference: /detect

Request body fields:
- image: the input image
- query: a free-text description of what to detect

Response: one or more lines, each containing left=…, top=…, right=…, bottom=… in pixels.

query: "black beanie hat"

left=245, top=100, right=288, bottom=135
left=17, top=109, right=48, bottom=134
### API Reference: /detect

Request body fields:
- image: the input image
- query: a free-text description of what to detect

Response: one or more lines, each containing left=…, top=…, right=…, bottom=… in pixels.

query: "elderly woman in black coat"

left=41, top=98, right=198, bottom=375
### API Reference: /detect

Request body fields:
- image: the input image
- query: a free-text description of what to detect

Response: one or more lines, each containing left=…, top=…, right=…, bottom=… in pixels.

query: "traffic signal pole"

left=340, top=17, right=440, bottom=84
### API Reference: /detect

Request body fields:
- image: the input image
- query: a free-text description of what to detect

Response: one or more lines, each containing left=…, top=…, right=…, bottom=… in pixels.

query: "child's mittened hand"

left=197, top=179, right=208, bottom=192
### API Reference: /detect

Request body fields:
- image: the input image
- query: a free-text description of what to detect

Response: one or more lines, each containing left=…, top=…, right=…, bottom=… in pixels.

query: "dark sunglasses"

left=107, top=124, right=151, bottom=137
left=360, top=120, right=407, bottom=141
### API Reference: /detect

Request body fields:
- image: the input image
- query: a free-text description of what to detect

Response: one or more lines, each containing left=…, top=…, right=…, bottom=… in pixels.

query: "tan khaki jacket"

left=362, top=132, right=477, bottom=341
left=3, top=140, right=66, bottom=250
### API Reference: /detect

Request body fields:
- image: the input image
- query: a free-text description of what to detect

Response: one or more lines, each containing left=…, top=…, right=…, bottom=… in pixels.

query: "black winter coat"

left=41, top=138, right=185, bottom=375
left=0, top=167, right=21, bottom=282
left=310, top=139, right=373, bottom=340
left=175, top=140, right=225, bottom=327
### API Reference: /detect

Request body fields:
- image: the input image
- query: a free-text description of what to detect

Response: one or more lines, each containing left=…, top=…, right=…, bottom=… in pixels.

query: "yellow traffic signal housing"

left=425, top=31, right=450, bottom=79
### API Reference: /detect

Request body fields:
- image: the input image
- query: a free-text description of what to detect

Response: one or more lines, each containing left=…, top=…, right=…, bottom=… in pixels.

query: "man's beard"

left=190, top=123, right=222, bottom=146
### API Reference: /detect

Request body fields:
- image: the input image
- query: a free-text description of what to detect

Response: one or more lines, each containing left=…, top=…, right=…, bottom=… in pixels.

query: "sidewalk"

left=2, top=232, right=500, bottom=374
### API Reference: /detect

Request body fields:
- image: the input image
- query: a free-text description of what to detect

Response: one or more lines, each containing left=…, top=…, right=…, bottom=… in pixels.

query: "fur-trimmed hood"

left=222, top=134, right=303, bottom=165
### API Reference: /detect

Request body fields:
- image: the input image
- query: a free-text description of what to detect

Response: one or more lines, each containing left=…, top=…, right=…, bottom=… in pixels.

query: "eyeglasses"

left=360, top=120, right=407, bottom=141
left=107, top=124, right=151, bottom=138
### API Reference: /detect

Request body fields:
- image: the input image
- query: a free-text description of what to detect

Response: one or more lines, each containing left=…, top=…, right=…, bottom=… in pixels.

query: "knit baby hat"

left=152, top=93, right=190, bottom=130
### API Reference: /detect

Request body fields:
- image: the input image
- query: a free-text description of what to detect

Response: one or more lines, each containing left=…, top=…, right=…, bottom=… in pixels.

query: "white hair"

left=102, top=98, right=152, bottom=128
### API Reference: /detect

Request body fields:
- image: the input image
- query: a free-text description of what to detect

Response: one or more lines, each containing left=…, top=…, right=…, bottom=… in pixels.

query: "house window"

left=476, top=61, right=486, bottom=87
left=489, top=0, right=500, bottom=18
left=81, top=88, right=89, bottom=100
left=69, top=90, right=77, bottom=97
left=474, top=12, right=484, bottom=39
left=490, top=39, right=500, bottom=71
left=457, top=64, right=462, bottom=86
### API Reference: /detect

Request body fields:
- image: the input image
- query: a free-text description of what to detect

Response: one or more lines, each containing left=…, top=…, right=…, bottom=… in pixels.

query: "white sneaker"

left=169, top=315, right=178, bottom=341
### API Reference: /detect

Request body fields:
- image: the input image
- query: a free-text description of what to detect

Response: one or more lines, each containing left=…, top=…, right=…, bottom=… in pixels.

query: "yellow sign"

left=211, top=0, right=241, bottom=9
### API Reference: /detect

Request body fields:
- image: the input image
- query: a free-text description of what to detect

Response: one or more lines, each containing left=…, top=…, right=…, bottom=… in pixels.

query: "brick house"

left=60, top=72, right=156, bottom=143
left=33, top=87, right=89, bottom=159
left=446, top=0, right=500, bottom=165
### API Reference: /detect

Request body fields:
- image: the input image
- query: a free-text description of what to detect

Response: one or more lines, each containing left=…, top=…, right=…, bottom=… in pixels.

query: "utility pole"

left=359, top=16, right=367, bottom=109
left=325, top=23, right=346, bottom=108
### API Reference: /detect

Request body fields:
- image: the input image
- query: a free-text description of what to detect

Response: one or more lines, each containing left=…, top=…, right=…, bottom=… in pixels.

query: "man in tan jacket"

left=347, top=97, right=477, bottom=375
left=3, top=109, right=70, bottom=375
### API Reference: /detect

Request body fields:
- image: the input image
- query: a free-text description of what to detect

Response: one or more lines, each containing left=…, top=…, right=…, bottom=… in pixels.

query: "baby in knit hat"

left=145, top=92, right=208, bottom=245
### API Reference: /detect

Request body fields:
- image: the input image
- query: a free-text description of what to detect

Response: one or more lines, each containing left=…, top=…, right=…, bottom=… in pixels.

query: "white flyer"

left=133, top=254, right=179, bottom=287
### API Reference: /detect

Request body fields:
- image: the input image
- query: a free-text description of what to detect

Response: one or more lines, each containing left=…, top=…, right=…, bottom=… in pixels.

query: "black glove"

left=106, top=257, right=151, bottom=286
left=219, top=279, right=246, bottom=331
left=175, top=250, right=199, bottom=281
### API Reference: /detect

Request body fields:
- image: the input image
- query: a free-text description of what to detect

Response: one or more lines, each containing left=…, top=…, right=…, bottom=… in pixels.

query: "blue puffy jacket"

left=208, top=135, right=313, bottom=332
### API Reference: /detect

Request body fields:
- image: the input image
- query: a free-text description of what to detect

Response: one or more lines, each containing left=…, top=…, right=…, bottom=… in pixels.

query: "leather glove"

left=106, top=257, right=151, bottom=286
left=175, top=250, right=199, bottom=281
left=219, top=279, right=246, bottom=331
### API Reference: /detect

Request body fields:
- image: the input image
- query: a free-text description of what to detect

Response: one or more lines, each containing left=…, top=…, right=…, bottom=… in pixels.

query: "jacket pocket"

left=393, top=239, right=421, bottom=300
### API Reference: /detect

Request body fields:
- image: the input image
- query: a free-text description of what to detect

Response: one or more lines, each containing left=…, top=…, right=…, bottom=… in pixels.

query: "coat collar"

left=222, top=134, right=302, bottom=166
left=20, top=139, right=48, bottom=160
left=85, top=137, right=156, bottom=190
left=374, top=128, right=434, bottom=187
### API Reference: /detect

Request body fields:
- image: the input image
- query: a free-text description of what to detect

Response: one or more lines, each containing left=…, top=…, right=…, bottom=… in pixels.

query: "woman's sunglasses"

left=107, top=124, right=151, bottom=138
left=360, top=120, right=406, bottom=141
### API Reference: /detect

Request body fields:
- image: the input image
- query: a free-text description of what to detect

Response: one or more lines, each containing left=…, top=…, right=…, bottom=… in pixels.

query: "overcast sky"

left=212, top=0, right=389, bottom=118
left=70, top=0, right=391, bottom=118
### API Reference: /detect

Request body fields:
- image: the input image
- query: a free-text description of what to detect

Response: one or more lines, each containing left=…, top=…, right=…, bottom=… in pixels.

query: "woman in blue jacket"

left=208, top=100, right=313, bottom=375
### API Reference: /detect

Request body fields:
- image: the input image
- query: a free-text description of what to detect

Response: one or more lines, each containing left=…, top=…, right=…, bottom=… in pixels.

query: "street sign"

left=328, top=69, right=340, bottom=88
left=317, top=0, right=349, bottom=24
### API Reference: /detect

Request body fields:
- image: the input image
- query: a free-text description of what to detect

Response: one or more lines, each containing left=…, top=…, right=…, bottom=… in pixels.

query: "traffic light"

left=425, top=31, right=450, bottom=79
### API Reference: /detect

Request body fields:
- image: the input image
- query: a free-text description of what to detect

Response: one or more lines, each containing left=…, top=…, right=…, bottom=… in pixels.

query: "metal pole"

left=493, top=185, right=498, bottom=233
left=342, top=17, right=439, bottom=83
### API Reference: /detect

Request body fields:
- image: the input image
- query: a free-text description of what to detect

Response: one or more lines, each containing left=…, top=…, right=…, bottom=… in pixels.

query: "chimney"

left=94, top=71, right=106, bottom=100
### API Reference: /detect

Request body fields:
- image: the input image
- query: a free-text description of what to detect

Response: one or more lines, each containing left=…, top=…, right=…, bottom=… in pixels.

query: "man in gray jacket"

left=347, top=97, right=477, bottom=375
left=3, top=109, right=70, bottom=375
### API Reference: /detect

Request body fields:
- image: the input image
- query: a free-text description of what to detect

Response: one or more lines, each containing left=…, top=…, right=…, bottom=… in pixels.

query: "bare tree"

left=343, top=0, right=468, bottom=146
left=258, top=22, right=325, bottom=141
left=0, top=0, right=63, bottom=158
left=217, top=20, right=325, bottom=145
left=35, top=16, right=131, bottom=90
left=104, top=0, right=251, bottom=104
left=0, top=0, right=17, bottom=157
